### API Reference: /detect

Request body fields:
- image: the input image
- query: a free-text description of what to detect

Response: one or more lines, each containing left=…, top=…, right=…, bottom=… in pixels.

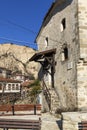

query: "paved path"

left=41, top=112, right=62, bottom=130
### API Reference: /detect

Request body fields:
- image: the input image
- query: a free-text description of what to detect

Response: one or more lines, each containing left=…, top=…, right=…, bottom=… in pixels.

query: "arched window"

left=12, top=84, right=15, bottom=90
left=8, top=84, right=11, bottom=90
left=45, top=37, right=48, bottom=48
left=61, top=18, right=66, bottom=32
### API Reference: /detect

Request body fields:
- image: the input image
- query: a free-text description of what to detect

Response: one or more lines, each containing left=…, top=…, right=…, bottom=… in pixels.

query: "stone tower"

left=77, top=0, right=87, bottom=110
left=30, top=0, right=87, bottom=113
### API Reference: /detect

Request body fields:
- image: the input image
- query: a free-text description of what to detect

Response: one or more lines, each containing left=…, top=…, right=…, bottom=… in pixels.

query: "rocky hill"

left=0, top=43, right=38, bottom=78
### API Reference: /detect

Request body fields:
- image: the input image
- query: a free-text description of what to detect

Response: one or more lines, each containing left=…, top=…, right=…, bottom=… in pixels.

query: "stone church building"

left=30, top=0, right=87, bottom=113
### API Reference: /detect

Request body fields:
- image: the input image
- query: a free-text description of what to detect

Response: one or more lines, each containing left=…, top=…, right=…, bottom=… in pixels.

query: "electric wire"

left=0, top=36, right=38, bottom=50
left=0, top=36, right=35, bottom=45
left=0, top=18, right=58, bottom=44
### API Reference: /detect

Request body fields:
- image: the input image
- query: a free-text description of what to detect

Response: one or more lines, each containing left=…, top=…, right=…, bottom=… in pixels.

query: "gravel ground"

left=41, top=112, right=62, bottom=130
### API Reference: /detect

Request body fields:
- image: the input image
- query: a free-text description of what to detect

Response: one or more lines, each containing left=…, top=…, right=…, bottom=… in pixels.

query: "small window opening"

left=61, top=47, right=68, bottom=61
left=45, top=37, right=48, bottom=48
left=64, top=47, right=68, bottom=59
left=61, top=18, right=66, bottom=32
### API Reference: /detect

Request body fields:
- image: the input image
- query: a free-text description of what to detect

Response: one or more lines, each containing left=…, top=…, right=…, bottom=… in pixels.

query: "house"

left=0, top=77, right=21, bottom=94
left=0, top=66, right=35, bottom=104
left=0, top=77, right=22, bottom=104
left=21, top=80, right=34, bottom=99
left=12, top=73, right=28, bottom=82
left=29, top=0, right=87, bottom=113
left=11, top=71, right=35, bottom=81
left=0, top=67, right=11, bottom=78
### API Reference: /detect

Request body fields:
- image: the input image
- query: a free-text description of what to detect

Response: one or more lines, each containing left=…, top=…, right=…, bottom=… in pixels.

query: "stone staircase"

left=50, top=89, right=60, bottom=113
left=41, top=80, right=60, bottom=113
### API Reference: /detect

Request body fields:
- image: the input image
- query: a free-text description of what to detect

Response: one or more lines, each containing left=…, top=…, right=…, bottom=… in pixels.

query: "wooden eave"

left=29, top=48, right=56, bottom=62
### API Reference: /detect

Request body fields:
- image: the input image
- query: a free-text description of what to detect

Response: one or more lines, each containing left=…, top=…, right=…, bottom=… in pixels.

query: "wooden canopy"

left=29, top=48, right=56, bottom=62
left=29, top=48, right=56, bottom=88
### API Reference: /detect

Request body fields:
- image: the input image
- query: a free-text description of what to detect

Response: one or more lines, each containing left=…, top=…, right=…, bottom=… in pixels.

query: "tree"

left=29, top=79, right=41, bottom=103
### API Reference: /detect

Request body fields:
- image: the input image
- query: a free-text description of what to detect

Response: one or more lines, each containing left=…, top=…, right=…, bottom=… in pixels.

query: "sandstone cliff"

left=0, top=43, right=38, bottom=78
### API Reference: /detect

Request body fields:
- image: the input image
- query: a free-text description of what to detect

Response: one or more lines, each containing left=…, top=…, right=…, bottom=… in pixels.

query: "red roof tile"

left=0, top=77, right=21, bottom=83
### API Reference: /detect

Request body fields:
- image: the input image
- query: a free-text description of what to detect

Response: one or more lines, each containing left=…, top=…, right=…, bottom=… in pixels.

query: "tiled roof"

left=22, top=80, right=34, bottom=87
left=0, top=77, right=21, bottom=83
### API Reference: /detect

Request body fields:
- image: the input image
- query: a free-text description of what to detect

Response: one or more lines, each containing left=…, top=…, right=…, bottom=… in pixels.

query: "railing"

left=42, top=80, right=51, bottom=110
left=0, top=104, right=41, bottom=115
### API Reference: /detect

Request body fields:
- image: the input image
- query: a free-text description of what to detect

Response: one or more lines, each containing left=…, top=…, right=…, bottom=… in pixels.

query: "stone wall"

left=62, top=112, right=87, bottom=130
left=77, top=0, right=87, bottom=111
left=78, top=0, right=87, bottom=59
left=36, top=0, right=79, bottom=111
left=0, top=93, right=20, bottom=104
left=77, top=59, right=87, bottom=110
left=36, top=0, right=87, bottom=112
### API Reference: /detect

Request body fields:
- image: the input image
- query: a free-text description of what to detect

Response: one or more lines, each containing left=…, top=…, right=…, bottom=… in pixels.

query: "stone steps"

left=49, top=89, right=60, bottom=113
left=41, top=81, right=60, bottom=113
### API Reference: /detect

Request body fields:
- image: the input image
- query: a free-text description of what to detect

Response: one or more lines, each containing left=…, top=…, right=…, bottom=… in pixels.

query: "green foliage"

left=30, top=85, right=41, bottom=96
left=29, top=79, right=40, bottom=88
left=29, top=79, right=41, bottom=103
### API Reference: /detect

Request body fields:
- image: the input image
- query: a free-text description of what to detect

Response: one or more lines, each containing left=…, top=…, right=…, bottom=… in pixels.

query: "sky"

left=0, top=0, right=54, bottom=50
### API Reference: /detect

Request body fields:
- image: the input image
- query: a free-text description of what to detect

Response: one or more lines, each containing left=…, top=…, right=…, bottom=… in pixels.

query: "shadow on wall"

left=78, top=106, right=87, bottom=111
left=43, top=0, right=73, bottom=26
left=56, top=120, right=63, bottom=130
left=38, top=67, right=44, bottom=81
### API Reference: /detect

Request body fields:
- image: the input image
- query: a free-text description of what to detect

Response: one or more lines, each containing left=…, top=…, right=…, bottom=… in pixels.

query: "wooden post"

left=34, top=104, right=36, bottom=115
left=12, top=105, right=15, bottom=115
left=51, top=53, right=55, bottom=88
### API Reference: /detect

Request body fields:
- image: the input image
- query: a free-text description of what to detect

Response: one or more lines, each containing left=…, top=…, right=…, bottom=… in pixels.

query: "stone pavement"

left=41, top=112, right=62, bottom=130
